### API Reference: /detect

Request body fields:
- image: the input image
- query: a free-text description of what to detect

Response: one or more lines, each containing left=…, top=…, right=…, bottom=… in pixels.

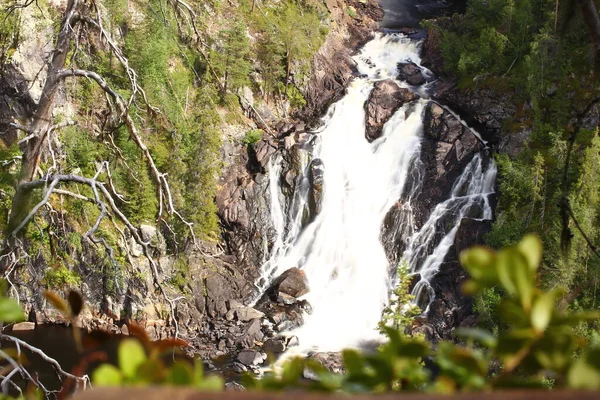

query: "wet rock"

left=407, top=272, right=422, bottom=294
left=276, top=292, right=297, bottom=305
left=307, top=352, right=345, bottom=374
left=237, top=349, right=266, bottom=366
left=11, top=322, right=35, bottom=331
left=436, top=87, right=516, bottom=143
left=297, top=299, right=313, bottom=315
left=364, top=79, right=416, bottom=142
left=263, top=338, right=286, bottom=354
left=205, top=274, right=232, bottom=318
left=269, top=268, right=309, bottom=299
left=410, top=218, right=492, bottom=343
left=397, top=62, right=427, bottom=86
left=287, top=336, right=300, bottom=347
left=236, top=318, right=264, bottom=348
left=415, top=101, right=485, bottom=226
left=232, top=362, right=247, bottom=373
left=308, top=159, right=325, bottom=218
left=225, top=381, right=245, bottom=391
left=236, top=306, right=264, bottom=322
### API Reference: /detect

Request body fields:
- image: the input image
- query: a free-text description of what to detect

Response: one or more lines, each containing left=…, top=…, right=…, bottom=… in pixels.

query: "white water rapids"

left=255, top=33, right=496, bottom=353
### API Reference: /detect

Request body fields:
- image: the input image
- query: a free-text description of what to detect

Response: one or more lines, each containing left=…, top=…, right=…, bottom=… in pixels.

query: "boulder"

left=364, top=79, right=416, bottom=142
left=397, top=62, right=427, bottom=86
left=287, top=336, right=300, bottom=347
left=270, top=268, right=309, bottom=299
left=11, top=322, right=35, bottom=331
left=235, top=318, right=264, bottom=348
left=308, top=159, right=325, bottom=218
left=235, top=306, right=264, bottom=322
left=262, top=338, right=286, bottom=354
left=306, top=352, right=345, bottom=374
left=237, top=349, right=266, bottom=366
left=139, top=224, right=166, bottom=255
left=205, top=274, right=232, bottom=318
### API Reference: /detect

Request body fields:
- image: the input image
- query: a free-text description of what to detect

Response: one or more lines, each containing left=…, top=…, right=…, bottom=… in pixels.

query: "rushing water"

left=256, top=32, right=495, bottom=353
left=378, top=0, right=466, bottom=29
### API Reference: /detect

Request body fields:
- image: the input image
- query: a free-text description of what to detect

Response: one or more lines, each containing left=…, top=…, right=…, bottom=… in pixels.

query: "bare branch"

left=57, top=68, right=196, bottom=243
left=0, top=334, right=90, bottom=391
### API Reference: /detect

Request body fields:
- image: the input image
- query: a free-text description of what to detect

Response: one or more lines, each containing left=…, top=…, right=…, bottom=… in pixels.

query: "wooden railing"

left=74, top=387, right=600, bottom=400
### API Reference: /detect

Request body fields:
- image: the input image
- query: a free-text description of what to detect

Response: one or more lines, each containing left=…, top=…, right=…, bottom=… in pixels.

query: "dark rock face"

left=237, top=349, right=266, bottom=366
left=437, top=88, right=515, bottom=144
left=364, top=80, right=417, bottom=142
left=415, top=101, right=485, bottom=226
left=216, top=139, right=279, bottom=292
left=262, top=338, right=286, bottom=354
left=397, top=62, right=427, bottom=86
left=306, top=352, right=346, bottom=374
left=0, top=67, right=35, bottom=145
left=254, top=268, right=312, bottom=333
left=301, top=0, right=383, bottom=122
left=411, top=218, right=492, bottom=342
left=308, top=158, right=325, bottom=217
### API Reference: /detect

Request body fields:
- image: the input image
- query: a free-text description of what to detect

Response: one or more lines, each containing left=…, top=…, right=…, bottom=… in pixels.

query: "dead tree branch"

left=560, top=95, right=600, bottom=254
left=0, top=334, right=90, bottom=392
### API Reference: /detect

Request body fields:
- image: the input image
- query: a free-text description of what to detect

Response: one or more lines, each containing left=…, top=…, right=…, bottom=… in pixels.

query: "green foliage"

left=210, top=23, right=253, bottom=95
left=0, top=8, right=19, bottom=66
left=283, top=84, right=307, bottom=110
left=0, top=279, right=25, bottom=323
left=379, top=262, right=420, bottom=333
left=93, top=338, right=223, bottom=390
left=0, top=141, right=20, bottom=234
left=243, top=129, right=263, bottom=146
left=346, top=6, right=357, bottom=19
left=244, top=235, right=600, bottom=392
left=250, top=0, right=327, bottom=99
left=167, top=257, right=190, bottom=293
left=43, top=266, right=81, bottom=290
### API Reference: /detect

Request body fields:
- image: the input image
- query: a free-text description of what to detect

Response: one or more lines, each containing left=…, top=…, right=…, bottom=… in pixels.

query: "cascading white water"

left=403, top=154, right=497, bottom=308
left=256, top=32, right=496, bottom=353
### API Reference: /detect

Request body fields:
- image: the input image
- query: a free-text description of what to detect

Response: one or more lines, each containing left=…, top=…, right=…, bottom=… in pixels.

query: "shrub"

left=243, top=129, right=263, bottom=146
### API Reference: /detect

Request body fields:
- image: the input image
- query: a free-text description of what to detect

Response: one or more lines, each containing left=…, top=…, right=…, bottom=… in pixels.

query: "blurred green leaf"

left=167, top=362, right=193, bottom=385
left=281, top=357, right=304, bottom=384
left=93, top=364, right=123, bottom=386
left=516, top=234, right=542, bottom=273
left=531, top=291, right=555, bottom=333
left=568, top=357, right=600, bottom=389
left=136, top=359, right=164, bottom=383
left=119, top=339, right=147, bottom=379
left=196, top=375, right=225, bottom=391
left=496, top=250, right=518, bottom=296
left=0, top=297, right=24, bottom=323
left=342, top=349, right=365, bottom=376
left=454, top=328, right=497, bottom=348
left=460, top=246, right=495, bottom=281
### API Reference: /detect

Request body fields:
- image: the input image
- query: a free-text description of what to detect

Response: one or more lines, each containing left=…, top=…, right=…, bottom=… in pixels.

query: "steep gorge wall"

left=0, top=0, right=385, bottom=360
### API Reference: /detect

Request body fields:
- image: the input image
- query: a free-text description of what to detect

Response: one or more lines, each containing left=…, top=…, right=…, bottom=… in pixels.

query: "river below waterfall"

left=255, top=31, right=496, bottom=355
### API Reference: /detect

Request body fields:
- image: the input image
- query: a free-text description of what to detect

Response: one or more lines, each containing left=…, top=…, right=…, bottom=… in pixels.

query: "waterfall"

left=255, top=32, right=496, bottom=353
left=403, top=154, right=497, bottom=309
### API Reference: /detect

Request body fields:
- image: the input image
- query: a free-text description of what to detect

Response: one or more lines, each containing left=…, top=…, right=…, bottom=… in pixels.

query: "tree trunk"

left=7, top=0, right=78, bottom=233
